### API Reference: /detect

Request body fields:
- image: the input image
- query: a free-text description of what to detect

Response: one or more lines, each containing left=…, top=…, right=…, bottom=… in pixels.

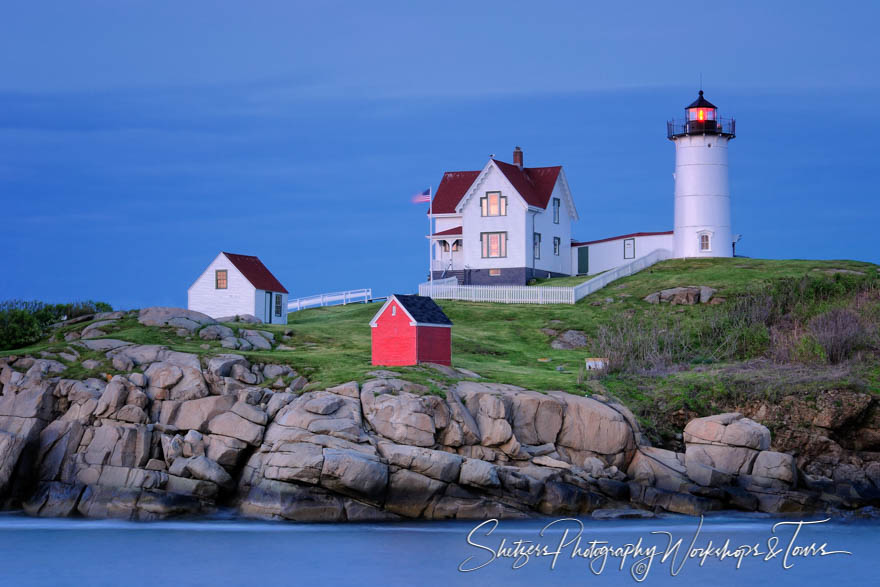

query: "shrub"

left=0, top=309, right=43, bottom=351
left=0, top=299, right=114, bottom=351
left=808, top=308, right=867, bottom=363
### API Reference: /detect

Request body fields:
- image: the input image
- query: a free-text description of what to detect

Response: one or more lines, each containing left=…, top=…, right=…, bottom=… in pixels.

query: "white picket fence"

left=287, top=288, right=373, bottom=313
left=419, top=281, right=574, bottom=304
left=418, top=249, right=673, bottom=305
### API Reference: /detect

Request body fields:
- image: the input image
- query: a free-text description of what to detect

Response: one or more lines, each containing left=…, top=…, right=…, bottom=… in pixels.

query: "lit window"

left=552, top=198, right=560, bottom=224
left=480, top=192, right=507, bottom=217
left=533, top=233, right=541, bottom=260
left=700, top=234, right=711, bottom=251
left=215, top=270, right=227, bottom=289
left=451, top=239, right=461, bottom=252
left=481, top=232, right=507, bottom=258
left=274, top=294, right=282, bottom=317
left=553, top=237, right=561, bottom=256
left=489, top=269, right=501, bottom=276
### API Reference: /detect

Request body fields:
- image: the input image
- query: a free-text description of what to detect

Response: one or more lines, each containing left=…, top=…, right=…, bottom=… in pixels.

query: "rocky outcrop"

left=2, top=311, right=878, bottom=521
left=643, top=286, right=721, bottom=305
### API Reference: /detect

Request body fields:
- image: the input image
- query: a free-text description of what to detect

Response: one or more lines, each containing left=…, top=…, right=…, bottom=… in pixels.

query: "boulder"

left=459, top=458, right=500, bottom=488
left=274, top=391, right=366, bottom=444
left=263, top=442, right=324, bottom=484
left=551, top=330, right=588, bottom=350
left=138, top=307, right=217, bottom=332
left=320, top=448, right=388, bottom=501
left=551, top=392, right=635, bottom=468
left=751, top=451, right=797, bottom=487
left=144, top=363, right=183, bottom=390
left=385, top=469, right=446, bottom=517
left=378, top=442, right=462, bottom=482
left=160, top=395, right=237, bottom=432
left=199, top=324, right=235, bottom=341
left=207, top=412, right=264, bottom=446
left=627, top=447, right=689, bottom=491
left=185, top=455, right=234, bottom=489
left=361, top=386, right=435, bottom=447
left=205, top=434, right=248, bottom=467
left=684, top=413, right=770, bottom=450
left=685, top=443, right=758, bottom=477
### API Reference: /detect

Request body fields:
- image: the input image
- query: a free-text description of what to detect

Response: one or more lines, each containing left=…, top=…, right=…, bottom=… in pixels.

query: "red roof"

left=492, top=160, right=562, bottom=209
left=431, top=226, right=462, bottom=237
left=431, top=171, right=481, bottom=214
left=429, top=160, right=562, bottom=213
left=222, top=252, right=289, bottom=294
left=571, top=231, right=673, bottom=247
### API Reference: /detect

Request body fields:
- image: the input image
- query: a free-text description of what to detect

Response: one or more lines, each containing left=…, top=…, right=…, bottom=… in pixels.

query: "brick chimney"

left=513, top=146, right=523, bottom=169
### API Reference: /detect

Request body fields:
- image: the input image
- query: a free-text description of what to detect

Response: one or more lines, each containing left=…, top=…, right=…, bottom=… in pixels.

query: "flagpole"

left=428, top=186, right=433, bottom=298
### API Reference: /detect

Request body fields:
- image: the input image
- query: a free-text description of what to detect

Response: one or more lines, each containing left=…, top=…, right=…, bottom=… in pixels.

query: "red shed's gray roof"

left=393, top=294, right=452, bottom=326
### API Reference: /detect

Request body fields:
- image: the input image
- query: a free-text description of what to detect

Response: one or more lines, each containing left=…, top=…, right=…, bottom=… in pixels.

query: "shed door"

left=577, top=246, right=589, bottom=275
left=265, top=292, right=272, bottom=323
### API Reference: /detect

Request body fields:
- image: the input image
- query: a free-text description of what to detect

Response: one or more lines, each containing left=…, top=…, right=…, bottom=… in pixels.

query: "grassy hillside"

left=4, top=257, right=878, bottom=440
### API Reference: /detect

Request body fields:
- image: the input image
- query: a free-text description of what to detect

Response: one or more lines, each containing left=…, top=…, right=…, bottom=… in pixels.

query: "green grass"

left=3, top=257, right=878, bottom=436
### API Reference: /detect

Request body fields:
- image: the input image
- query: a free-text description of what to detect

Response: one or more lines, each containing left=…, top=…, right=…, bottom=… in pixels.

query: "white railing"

left=571, top=249, right=672, bottom=301
left=431, top=259, right=464, bottom=271
left=419, top=281, right=574, bottom=304
left=287, top=288, right=373, bottom=313
left=418, top=249, right=673, bottom=305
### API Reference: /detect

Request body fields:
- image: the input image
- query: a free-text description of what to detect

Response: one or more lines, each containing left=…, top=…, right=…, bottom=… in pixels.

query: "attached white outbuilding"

left=187, top=252, right=289, bottom=324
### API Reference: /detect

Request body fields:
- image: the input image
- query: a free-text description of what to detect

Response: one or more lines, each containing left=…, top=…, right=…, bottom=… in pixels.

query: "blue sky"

left=1, top=1, right=878, bottom=309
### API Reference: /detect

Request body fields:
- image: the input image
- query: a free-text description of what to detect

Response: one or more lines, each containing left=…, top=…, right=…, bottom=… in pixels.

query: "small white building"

left=429, top=147, right=579, bottom=285
left=571, top=231, right=674, bottom=276
left=187, top=252, right=289, bottom=324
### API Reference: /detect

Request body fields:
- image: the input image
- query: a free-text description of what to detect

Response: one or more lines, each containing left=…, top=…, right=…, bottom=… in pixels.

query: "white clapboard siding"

left=418, top=249, right=672, bottom=305
left=288, top=288, right=372, bottom=313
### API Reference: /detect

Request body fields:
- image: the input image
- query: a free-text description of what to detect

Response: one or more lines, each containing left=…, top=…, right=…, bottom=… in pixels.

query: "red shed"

left=370, top=294, right=453, bottom=366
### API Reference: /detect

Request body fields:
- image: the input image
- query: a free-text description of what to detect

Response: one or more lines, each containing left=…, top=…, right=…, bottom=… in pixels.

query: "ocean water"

left=0, top=512, right=874, bottom=586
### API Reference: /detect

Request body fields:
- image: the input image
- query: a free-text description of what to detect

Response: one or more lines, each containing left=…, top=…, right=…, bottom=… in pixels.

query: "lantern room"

left=667, top=90, right=735, bottom=139
left=685, top=90, right=717, bottom=132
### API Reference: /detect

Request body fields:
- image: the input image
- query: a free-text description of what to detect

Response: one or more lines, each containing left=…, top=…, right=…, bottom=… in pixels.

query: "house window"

left=274, top=293, right=282, bottom=317
left=553, top=237, right=561, bottom=256
left=533, top=233, right=541, bottom=260
left=392, top=306, right=397, bottom=316
left=451, top=239, right=460, bottom=252
left=440, top=241, right=450, bottom=252
left=700, top=234, right=711, bottom=251
left=552, top=198, right=560, bottom=224
left=480, top=192, right=507, bottom=217
left=215, top=270, right=227, bottom=289
left=489, top=269, right=501, bottom=277
left=481, top=232, right=507, bottom=258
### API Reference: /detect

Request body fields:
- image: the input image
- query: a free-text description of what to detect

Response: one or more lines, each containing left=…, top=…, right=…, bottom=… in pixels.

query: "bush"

left=808, top=308, right=867, bottom=363
left=0, top=299, right=114, bottom=351
left=0, top=309, right=43, bottom=351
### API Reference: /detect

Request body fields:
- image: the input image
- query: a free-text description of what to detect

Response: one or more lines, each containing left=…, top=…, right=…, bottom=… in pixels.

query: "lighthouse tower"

left=668, top=91, right=736, bottom=258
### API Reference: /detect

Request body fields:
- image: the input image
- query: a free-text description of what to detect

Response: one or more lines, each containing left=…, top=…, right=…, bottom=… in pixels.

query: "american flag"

left=411, top=187, right=431, bottom=204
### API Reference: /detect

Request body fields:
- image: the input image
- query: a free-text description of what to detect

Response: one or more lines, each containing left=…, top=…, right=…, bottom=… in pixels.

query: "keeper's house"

left=188, top=252, right=289, bottom=324
left=370, top=294, right=453, bottom=366
left=429, top=147, right=578, bottom=285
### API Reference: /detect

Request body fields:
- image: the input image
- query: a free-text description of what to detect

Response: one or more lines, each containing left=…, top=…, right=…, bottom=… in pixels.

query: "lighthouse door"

left=577, top=247, right=589, bottom=275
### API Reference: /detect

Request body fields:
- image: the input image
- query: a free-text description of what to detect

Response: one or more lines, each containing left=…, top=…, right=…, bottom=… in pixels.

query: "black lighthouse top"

left=667, top=90, right=735, bottom=140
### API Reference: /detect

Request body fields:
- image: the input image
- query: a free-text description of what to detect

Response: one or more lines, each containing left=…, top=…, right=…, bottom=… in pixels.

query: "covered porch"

left=429, top=226, right=464, bottom=274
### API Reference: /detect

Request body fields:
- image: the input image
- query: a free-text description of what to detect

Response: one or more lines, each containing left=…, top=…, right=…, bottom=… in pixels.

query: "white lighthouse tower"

left=668, top=91, right=736, bottom=258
